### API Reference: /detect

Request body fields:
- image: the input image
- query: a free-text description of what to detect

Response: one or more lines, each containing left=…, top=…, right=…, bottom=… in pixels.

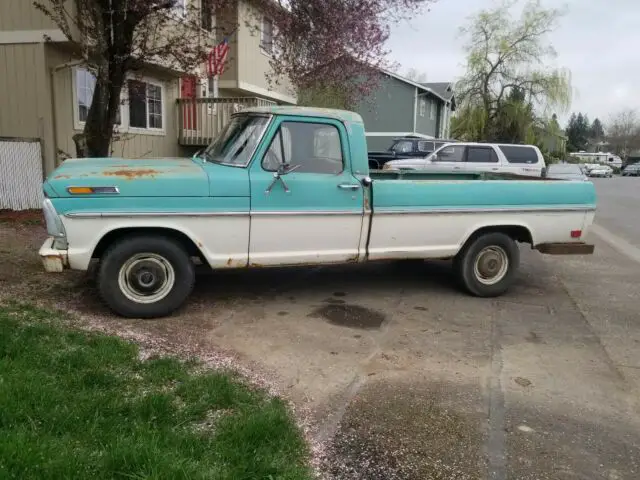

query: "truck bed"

left=370, top=170, right=559, bottom=182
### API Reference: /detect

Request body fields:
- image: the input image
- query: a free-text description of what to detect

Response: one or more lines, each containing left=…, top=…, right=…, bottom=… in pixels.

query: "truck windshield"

left=202, top=114, right=271, bottom=166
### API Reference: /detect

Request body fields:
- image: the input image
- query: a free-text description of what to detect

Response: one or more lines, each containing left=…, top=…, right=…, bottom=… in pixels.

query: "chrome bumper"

left=535, top=242, right=595, bottom=255
left=39, top=236, right=69, bottom=272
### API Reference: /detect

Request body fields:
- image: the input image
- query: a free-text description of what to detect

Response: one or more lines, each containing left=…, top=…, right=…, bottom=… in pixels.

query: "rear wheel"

left=454, top=232, right=520, bottom=297
left=98, top=235, right=195, bottom=318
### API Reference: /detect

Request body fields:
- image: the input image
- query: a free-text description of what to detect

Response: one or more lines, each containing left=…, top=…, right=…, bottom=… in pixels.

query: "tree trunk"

left=80, top=62, right=126, bottom=158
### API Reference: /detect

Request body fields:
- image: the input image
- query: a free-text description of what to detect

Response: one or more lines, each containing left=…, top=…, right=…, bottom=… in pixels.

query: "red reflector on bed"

left=571, top=230, right=582, bottom=238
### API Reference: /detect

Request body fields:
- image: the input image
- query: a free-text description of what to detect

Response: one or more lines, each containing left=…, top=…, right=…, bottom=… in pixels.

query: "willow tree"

left=453, top=0, right=571, bottom=142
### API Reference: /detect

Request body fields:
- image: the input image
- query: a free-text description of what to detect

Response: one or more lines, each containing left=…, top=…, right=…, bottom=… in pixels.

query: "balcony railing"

left=177, top=97, right=277, bottom=146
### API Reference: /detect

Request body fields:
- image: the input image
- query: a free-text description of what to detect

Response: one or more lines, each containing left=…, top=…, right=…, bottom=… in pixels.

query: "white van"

left=382, top=142, right=546, bottom=177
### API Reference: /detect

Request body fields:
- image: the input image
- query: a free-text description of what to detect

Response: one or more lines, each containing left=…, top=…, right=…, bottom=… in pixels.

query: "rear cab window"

left=498, top=145, right=541, bottom=165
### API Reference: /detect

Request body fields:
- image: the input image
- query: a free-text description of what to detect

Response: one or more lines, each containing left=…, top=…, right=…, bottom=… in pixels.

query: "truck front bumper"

left=535, top=242, right=595, bottom=255
left=39, top=236, right=69, bottom=272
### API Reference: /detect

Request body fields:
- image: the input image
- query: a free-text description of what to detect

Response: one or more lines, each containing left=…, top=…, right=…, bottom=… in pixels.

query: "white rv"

left=569, top=151, right=622, bottom=168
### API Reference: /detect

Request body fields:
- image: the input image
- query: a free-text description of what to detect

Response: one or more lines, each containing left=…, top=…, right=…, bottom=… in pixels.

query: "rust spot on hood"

left=103, top=169, right=161, bottom=179
left=227, top=258, right=233, bottom=266
left=54, top=174, right=70, bottom=179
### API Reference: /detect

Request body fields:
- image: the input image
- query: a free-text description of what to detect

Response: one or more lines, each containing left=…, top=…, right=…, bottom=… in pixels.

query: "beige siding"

left=0, top=0, right=69, bottom=32
left=0, top=43, right=55, bottom=174
left=235, top=1, right=295, bottom=104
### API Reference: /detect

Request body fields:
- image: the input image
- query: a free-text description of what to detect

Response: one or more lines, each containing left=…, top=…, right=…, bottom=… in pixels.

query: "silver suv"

left=382, top=142, right=546, bottom=178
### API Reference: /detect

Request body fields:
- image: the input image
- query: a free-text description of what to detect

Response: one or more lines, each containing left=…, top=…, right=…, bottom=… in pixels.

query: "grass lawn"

left=0, top=303, right=312, bottom=480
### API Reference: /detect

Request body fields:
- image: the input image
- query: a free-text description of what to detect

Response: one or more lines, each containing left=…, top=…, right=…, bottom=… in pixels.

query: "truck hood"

left=44, top=157, right=209, bottom=197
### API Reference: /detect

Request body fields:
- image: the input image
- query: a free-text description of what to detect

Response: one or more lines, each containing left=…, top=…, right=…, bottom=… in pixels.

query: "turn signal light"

left=570, top=230, right=582, bottom=238
left=67, top=186, right=119, bottom=195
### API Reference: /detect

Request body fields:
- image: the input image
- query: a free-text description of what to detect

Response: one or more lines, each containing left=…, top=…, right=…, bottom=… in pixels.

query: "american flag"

left=208, top=38, right=230, bottom=77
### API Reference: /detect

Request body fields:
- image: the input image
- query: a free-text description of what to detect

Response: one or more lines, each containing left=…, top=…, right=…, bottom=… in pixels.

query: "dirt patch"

left=320, top=380, right=485, bottom=480
left=0, top=209, right=42, bottom=225
left=310, top=304, right=386, bottom=330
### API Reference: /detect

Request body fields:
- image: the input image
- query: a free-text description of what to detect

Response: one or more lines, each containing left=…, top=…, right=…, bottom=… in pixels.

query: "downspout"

left=412, top=87, right=417, bottom=134
left=444, top=102, right=450, bottom=138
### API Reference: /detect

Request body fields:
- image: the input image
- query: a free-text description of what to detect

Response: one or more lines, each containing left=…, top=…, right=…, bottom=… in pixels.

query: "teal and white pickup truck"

left=39, top=107, right=596, bottom=318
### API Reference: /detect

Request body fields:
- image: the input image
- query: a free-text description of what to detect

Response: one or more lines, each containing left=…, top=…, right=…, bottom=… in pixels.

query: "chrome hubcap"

left=473, top=246, right=509, bottom=285
left=118, top=253, right=175, bottom=304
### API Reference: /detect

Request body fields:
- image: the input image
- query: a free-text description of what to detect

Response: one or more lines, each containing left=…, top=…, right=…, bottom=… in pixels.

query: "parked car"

left=588, top=165, right=613, bottom=178
left=382, top=142, right=547, bottom=177
left=38, top=107, right=596, bottom=318
left=622, top=163, right=640, bottom=176
left=368, top=136, right=458, bottom=170
left=544, top=163, right=589, bottom=181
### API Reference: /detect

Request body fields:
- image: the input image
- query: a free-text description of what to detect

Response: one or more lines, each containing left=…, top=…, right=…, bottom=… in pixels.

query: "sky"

left=386, top=0, right=640, bottom=128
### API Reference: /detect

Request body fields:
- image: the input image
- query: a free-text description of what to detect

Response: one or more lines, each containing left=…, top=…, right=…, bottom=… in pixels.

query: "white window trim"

left=72, top=67, right=123, bottom=131
left=125, top=76, right=167, bottom=136
left=172, top=0, right=188, bottom=18
left=419, top=98, right=426, bottom=117
left=71, top=67, right=166, bottom=136
left=260, top=16, right=274, bottom=57
left=200, top=0, right=216, bottom=33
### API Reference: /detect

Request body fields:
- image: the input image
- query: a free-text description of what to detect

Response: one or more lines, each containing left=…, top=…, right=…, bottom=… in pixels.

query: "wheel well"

left=465, top=225, right=533, bottom=246
left=91, top=227, right=206, bottom=262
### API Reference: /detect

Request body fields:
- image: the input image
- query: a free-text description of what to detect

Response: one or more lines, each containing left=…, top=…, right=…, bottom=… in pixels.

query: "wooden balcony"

left=177, top=97, right=277, bottom=146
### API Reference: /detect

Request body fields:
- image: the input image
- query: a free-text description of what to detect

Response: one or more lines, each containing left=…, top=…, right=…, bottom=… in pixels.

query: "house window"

left=201, top=0, right=215, bottom=31
left=76, top=68, right=94, bottom=123
left=430, top=100, right=436, bottom=120
left=260, top=17, right=273, bottom=54
left=128, top=80, right=164, bottom=130
left=172, top=0, right=187, bottom=17
left=419, top=98, right=426, bottom=117
left=74, top=67, right=120, bottom=126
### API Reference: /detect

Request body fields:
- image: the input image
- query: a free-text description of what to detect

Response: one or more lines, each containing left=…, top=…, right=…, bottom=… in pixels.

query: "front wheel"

left=98, top=235, right=195, bottom=318
left=453, top=232, right=520, bottom=297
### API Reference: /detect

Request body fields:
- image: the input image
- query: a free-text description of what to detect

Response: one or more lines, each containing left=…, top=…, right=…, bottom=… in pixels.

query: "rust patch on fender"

left=103, top=169, right=161, bottom=179
left=53, top=174, right=70, bottom=179
left=226, top=258, right=233, bottom=266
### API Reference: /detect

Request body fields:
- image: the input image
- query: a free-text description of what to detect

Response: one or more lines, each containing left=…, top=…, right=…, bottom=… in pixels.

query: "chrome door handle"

left=338, top=183, right=361, bottom=190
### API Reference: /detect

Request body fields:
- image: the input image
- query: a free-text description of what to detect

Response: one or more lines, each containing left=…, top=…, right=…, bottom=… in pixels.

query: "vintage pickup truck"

left=39, top=106, right=596, bottom=318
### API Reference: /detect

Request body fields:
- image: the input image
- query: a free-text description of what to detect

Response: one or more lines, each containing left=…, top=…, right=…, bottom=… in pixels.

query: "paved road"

left=593, top=176, right=640, bottom=247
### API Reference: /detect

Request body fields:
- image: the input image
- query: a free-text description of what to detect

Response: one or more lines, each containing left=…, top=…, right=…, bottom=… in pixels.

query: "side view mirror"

left=275, top=163, right=301, bottom=177
left=266, top=163, right=301, bottom=195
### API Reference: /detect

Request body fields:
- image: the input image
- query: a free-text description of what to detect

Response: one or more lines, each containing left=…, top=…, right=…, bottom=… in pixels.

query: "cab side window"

left=262, top=122, right=344, bottom=174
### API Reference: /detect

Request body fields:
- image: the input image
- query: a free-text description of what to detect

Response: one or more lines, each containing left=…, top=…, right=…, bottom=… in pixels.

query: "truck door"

left=248, top=116, right=365, bottom=266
